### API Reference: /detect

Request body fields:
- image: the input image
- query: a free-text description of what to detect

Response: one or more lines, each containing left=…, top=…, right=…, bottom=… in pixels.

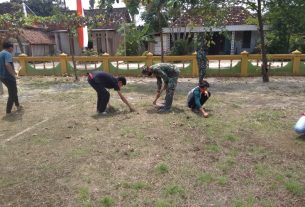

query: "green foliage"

left=81, top=49, right=98, bottom=56
left=169, top=39, right=194, bottom=55
left=266, top=0, right=305, bottom=53
left=26, top=0, right=57, bottom=16
left=116, top=23, right=154, bottom=56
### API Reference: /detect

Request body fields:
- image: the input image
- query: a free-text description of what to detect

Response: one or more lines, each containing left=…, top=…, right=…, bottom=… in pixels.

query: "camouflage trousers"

left=199, top=66, right=206, bottom=83
left=164, top=77, right=178, bottom=110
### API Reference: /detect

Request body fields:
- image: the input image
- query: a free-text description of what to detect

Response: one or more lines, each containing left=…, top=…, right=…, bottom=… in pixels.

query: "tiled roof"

left=64, top=8, right=131, bottom=30
left=21, top=29, right=54, bottom=45
left=172, top=7, right=252, bottom=27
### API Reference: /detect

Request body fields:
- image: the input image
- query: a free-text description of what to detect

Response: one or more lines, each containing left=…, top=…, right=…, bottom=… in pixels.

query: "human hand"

left=204, top=91, right=209, bottom=97
left=202, top=111, right=209, bottom=118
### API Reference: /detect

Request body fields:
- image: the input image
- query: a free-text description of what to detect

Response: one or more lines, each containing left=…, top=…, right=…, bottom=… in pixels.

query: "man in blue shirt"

left=0, top=41, right=23, bottom=115
left=187, top=80, right=211, bottom=118
left=87, top=71, right=134, bottom=114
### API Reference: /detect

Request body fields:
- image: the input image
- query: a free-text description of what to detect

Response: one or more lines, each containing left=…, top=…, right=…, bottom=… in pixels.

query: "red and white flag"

left=76, top=0, right=88, bottom=48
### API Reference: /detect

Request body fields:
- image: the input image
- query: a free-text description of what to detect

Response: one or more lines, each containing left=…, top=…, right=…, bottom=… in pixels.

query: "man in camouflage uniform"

left=142, top=63, right=180, bottom=112
left=196, top=46, right=207, bottom=83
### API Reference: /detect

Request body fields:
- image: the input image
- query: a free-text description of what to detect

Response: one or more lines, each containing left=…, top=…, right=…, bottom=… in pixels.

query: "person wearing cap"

left=87, top=71, right=134, bottom=114
left=0, top=41, right=23, bottom=115
left=294, top=112, right=305, bottom=134
left=142, top=63, right=180, bottom=112
left=187, top=80, right=211, bottom=118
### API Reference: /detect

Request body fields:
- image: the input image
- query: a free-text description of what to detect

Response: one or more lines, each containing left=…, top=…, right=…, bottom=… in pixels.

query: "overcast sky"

left=0, top=0, right=126, bottom=9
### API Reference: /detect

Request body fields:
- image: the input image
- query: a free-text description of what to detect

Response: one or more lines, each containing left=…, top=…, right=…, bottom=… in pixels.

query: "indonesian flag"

left=76, top=0, right=88, bottom=48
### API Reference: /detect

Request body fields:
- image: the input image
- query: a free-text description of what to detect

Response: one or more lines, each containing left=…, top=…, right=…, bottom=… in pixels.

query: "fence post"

left=292, top=50, right=302, bottom=75
left=102, top=53, right=110, bottom=72
left=59, top=53, right=68, bottom=75
left=240, top=51, right=249, bottom=76
left=18, top=53, right=28, bottom=76
left=146, top=52, right=153, bottom=67
left=192, top=51, right=198, bottom=77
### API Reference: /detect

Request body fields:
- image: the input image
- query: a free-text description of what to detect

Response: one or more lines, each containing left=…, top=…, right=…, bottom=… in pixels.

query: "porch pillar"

left=230, top=31, right=235, bottom=55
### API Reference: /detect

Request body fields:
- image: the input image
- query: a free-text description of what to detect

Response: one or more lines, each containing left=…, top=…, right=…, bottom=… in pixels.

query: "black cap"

left=199, top=80, right=209, bottom=88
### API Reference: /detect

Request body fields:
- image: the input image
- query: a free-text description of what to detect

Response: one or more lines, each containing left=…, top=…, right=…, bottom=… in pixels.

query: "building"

left=152, top=7, right=266, bottom=55
left=52, top=8, right=131, bottom=56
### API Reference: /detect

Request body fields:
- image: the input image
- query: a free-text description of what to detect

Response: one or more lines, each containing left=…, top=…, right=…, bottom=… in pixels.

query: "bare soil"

left=1, top=76, right=305, bottom=207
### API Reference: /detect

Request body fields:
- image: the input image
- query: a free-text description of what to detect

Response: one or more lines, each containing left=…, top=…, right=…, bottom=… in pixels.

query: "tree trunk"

left=257, top=0, right=269, bottom=82
left=69, top=33, right=79, bottom=81
left=158, top=11, right=164, bottom=62
left=16, top=36, right=24, bottom=54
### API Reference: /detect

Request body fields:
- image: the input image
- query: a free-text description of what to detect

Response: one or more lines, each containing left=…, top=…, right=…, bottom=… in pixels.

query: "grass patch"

left=154, top=200, right=173, bottom=207
left=206, top=144, right=221, bottom=152
left=78, top=187, right=93, bottom=207
left=224, top=134, right=239, bottom=142
left=233, top=196, right=256, bottom=207
left=198, top=173, right=228, bottom=186
left=284, top=180, right=304, bottom=195
left=98, top=196, right=115, bottom=207
left=163, top=184, right=186, bottom=198
left=121, top=181, right=148, bottom=190
left=156, top=163, right=169, bottom=174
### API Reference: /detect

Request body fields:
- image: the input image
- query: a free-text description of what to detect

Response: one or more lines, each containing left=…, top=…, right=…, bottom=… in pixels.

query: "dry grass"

left=1, top=76, right=305, bottom=207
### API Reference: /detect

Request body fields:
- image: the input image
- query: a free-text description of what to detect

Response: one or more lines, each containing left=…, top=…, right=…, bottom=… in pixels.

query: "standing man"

left=0, top=41, right=23, bottom=115
left=142, top=63, right=180, bottom=112
left=87, top=71, right=134, bottom=114
left=196, top=46, right=207, bottom=83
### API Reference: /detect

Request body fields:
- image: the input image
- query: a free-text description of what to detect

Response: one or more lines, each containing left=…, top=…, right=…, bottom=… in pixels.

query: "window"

left=242, top=31, right=251, bottom=48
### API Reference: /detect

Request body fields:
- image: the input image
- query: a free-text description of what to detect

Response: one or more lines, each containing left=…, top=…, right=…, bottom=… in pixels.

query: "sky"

left=0, top=0, right=126, bottom=9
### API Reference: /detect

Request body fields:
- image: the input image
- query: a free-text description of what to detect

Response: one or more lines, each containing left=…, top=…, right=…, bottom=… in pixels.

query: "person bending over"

left=142, top=63, right=180, bottom=112
left=87, top=71, right=134, bottom=114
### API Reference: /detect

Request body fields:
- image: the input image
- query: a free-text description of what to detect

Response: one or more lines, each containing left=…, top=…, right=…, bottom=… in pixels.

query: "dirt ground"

left=1, top=76, right=305, bottom=207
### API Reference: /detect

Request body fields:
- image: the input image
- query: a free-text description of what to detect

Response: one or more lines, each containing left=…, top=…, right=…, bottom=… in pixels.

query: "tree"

left=116, top=23, right=153, bottom=55
left=90, top=0, right=95, bottom=9
left=0, top=10, right=26, bottom=53
left=236, top=0, right=269, bottom=82
left=266, top=0, right=305, bottom=53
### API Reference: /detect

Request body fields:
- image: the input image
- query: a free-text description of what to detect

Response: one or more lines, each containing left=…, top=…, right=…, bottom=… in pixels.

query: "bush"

left=169, top=39, right=194, bottom=55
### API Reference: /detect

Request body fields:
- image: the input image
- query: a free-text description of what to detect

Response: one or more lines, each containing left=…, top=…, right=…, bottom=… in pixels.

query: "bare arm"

left=5, top=63, right=16, bottom=78
left=117, top=90, right=135, bottom=112
left=153, top=85, right=167, bottom=105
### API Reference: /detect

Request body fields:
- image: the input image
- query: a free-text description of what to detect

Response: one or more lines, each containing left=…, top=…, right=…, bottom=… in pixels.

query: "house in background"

left=0, top=28, right=55, bottom=56
left=152, top=7, right=265, bottom=55
left=52, top=8, right=131, bottom=56
left=19, top=29, right=55, bottom=56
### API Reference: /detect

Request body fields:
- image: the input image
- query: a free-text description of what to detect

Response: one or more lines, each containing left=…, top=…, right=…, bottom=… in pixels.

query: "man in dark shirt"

left=142, top=63, right=180, bottom=112
left=87, top=71, right=134, bottom=114
left=0, top=41, right=23, bottom=115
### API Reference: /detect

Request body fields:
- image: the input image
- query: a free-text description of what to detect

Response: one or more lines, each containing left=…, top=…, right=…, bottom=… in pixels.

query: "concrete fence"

left=14, top=50, right=305, bottom=77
